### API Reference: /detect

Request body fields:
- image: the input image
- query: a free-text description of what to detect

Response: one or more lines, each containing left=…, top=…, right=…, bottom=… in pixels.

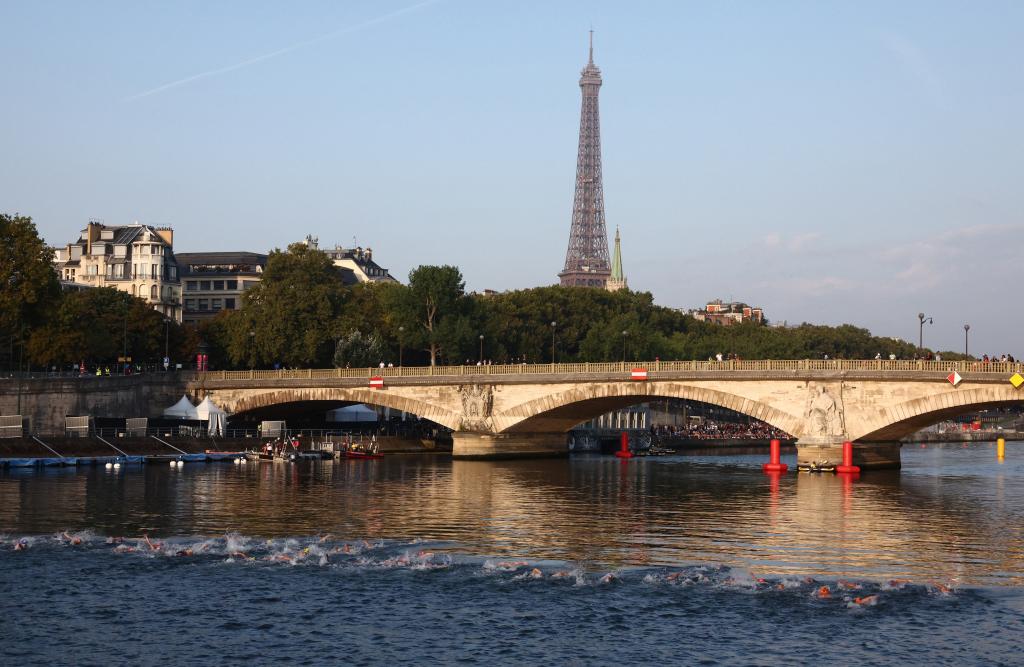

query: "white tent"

left=196, top=396, right=229, bottom=437
left=163, top=395, right=199, bottom=419
left=196, top=396, right=228, bottom=421
left=327, top=404, right=379, bottom=423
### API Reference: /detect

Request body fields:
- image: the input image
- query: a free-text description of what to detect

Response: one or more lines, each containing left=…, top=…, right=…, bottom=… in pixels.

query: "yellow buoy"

left=997, top=437, right=1005, bottom=460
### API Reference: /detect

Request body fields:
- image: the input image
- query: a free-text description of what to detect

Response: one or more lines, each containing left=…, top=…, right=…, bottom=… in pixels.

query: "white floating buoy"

left=113, top=462, right=121, bottom=469
left=177, top=460, right=184, bottom=467
left=233, top=458, right=241, bottom=465
left=240, top=458, right=247, bottom=464
left=104, top=462, right=113, bottom=469
left=169, top=460, right=177, bottom=467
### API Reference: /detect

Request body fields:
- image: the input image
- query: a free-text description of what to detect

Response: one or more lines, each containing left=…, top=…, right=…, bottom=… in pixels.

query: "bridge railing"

left=191, top=359, right=1024, bottom=382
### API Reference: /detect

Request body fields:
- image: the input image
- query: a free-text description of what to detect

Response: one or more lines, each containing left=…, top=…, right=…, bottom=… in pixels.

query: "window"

left=225, top=298, right=236, bottom=310
left=243, top=280, right=259, bottom=290
left=185, top=299, right=196, bottom=311
left=213, top=280, right=224, bottom=290
left=200, top=280, right=211, bottom=291
left=212, top=298, right=223, bottom=311
left=226, top=280, right=238, bottom=290
left=198, top=299, right=209, bottom=311
left=168, top=266, right=177, bottom=280
left=186, top=281, right=198, bottom=291
left=150, top=285, right=158, bottom=299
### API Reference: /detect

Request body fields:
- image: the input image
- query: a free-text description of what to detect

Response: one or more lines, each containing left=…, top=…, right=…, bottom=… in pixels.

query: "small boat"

left=798, top=460, right=836, bottom=473
left=342, top=438, right=383, bottom=460
left=345, top=449, right=383, bottom=460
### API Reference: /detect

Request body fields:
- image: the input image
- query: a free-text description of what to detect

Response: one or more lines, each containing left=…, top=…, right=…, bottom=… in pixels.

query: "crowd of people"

left=654, top=420, right=791, bottom=441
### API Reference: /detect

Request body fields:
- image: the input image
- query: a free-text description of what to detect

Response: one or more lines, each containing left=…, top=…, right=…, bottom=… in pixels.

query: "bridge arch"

left=854, top=386, right=1024, bottom=442
left=491, top=382, right=805, bottom=436
left=202, top=387, right=463, bottom=431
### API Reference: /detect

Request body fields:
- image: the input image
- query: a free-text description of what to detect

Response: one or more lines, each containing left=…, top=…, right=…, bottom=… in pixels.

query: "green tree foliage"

left=332, top=329, right=385, bottom=368
left=224, top=243, right=346, bottom=368
left=0, top=214, right=60, bottom=368
left=390, top=265, right=473, bottom=366
left=26, top=287, right=180, bottom=367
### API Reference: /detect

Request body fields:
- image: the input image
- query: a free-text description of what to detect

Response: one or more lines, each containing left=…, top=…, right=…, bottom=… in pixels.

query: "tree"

left=26, top=287, right=172, bottom=367
left=0, top=213, right=60, bottom=369
left=332, top=329, right=385, bottom=368
left=226, top=243, right=346, bottom=367
left=393, top=265, right=471, bottom=366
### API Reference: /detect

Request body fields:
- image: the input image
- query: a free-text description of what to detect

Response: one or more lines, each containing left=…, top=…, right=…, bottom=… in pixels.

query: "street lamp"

left=398, top=326, right=404, bottom=367
left=122, top=317, right=128, bottom=375
left=248, top=330, right=255, bottom=371
left=621, top=330, right=629, bottom=362
left=164, top=319, right=171, bottom=370
left=550, top=321, right=557, bottom=364
left=917, top=312, right=933, bottom=355
left=479, top=334, right=484, bottom=363
left=964, top=324, right=970, bottom=358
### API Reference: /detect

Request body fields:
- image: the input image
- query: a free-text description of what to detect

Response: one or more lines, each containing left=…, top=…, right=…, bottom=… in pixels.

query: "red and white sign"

left=947, top=371, right=962, bottom=387
left=630, top=368, right=648, bottom=381
left=369, top=376, right=385, bottom=390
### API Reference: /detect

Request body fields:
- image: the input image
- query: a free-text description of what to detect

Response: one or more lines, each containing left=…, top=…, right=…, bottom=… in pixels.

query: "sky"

left=1, top=0, right=1022, bottom=355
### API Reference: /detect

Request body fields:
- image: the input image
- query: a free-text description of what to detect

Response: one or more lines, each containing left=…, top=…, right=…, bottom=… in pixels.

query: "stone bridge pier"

left=451, top=432, right=570, bottom=459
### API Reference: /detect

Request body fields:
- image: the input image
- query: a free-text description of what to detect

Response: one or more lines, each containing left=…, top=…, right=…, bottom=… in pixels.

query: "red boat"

left=344, top=449, right=383, bottom=460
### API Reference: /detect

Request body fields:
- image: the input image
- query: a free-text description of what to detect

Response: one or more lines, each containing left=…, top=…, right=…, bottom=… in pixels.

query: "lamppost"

left=249, top=330, right=255, bottom=371
left=479, top=334, right=484, bottom=363
left=550, top=321, right=557, bottom=364
left=917, top=312, right=933, bottom=355
left=122, top=316, right=128, bottom=375
left=964, top=324, right=970, bottom=358
left=164, top=319, right=171, bottom=370
left=398, top=326, right=404, bottom=367
left=621, top=330, right=629, bottom=362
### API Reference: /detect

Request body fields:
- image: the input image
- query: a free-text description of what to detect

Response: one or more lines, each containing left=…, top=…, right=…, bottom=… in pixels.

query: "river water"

left=2, top=442, right=1023, bottom=665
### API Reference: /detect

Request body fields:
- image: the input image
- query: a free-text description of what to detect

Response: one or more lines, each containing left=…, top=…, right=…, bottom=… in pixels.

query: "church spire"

left=607, top=227, right=627, bottom=292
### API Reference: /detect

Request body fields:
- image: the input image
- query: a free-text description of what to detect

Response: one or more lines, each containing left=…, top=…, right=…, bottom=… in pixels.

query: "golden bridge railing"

left=197, top=360, right=1024, bottom=382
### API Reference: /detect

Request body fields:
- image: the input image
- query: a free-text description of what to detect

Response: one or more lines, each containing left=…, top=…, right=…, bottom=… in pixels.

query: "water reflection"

left=1, top=442, right=1022, bottom=585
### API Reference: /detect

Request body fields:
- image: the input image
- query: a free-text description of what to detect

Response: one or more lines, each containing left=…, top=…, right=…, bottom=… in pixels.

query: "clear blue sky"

left=2, top=1, right=1021, bottom=354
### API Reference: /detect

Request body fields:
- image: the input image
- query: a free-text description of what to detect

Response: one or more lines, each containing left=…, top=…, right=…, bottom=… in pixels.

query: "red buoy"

left=614, top=431, right=633, bottom=459
left=762, top=438, right=788, bottom=473
left=835, top=441, right=861, bottom=474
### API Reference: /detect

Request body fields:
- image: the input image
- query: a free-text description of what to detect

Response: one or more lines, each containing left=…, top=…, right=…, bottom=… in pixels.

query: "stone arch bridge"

left=192, top=360, right=1024, bottom=469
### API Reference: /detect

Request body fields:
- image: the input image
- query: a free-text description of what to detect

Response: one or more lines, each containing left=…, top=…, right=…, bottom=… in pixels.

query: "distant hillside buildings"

left=688, top=299, right=765, bottom=326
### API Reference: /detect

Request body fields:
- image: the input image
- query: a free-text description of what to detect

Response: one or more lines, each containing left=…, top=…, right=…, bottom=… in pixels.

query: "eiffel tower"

left=558, top=31, right=612, bottom=288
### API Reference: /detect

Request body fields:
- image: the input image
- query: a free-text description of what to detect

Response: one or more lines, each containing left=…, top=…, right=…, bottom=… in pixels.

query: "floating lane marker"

left=1011, top=373, right=1024, bottom=389
left=947, top=371, right=962, bottom=387
left=630, top=368, right=648, bottom=381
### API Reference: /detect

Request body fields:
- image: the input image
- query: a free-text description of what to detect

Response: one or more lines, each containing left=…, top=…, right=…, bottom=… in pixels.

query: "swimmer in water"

left=229, top=551, right=250, bottom=560
left=600, top=573, right=619, bottom=584
left=852, top=595, right=879, bottom=606
left=62, top=532, right=82, bottom=545
left=837, top=580, right=858, bottom=590
left=14, top=538, right=28, bottom=551
left=175, top=548, right=194, bottom=557
left=529, top=568, right=543, bottom=579
left=666, top=572, right=683, bottom=582
left=106, top=536, right=124, bottom=545
left=816, top=586, right=831, bottom=599
left=550, top=571, right=571, bottom=579
left=142, top=534, right=162, bottom=552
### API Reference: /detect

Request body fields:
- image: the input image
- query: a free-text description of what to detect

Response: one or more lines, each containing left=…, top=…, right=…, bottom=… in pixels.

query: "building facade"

left=175, top=252, right=268, bottom=326
left=53, top=221, right=182, bottom=321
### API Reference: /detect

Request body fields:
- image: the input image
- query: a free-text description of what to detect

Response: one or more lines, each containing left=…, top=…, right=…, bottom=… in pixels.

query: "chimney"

left=155, top=227, right=174, bottom=248
left=86, top=221, right=101, bottom=255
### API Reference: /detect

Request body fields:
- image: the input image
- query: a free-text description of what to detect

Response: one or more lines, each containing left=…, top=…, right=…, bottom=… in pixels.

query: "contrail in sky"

left=124, top=0, right=441, bottom=101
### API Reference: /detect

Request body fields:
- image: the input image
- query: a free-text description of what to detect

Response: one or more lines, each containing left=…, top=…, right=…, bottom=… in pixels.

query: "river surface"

left=2, top=442, right=1023, bottom=665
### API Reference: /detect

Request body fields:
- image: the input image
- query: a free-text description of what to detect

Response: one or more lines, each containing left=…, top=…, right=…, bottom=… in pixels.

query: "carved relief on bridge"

left=802, top=383, right=847, bottom=440
left=458, top=384, right=494, bottom=431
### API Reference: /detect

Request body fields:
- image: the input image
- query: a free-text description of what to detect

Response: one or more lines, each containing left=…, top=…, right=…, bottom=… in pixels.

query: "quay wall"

left=0, top=375, right=187, bottom=433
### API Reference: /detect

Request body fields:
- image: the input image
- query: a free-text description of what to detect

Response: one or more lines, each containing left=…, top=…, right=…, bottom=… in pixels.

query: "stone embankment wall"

left=0, top=375, right=187, bottom=434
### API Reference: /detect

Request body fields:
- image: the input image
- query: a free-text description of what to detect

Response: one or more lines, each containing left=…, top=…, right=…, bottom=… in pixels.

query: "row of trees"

left=1, top=213, right=936, bottom=373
